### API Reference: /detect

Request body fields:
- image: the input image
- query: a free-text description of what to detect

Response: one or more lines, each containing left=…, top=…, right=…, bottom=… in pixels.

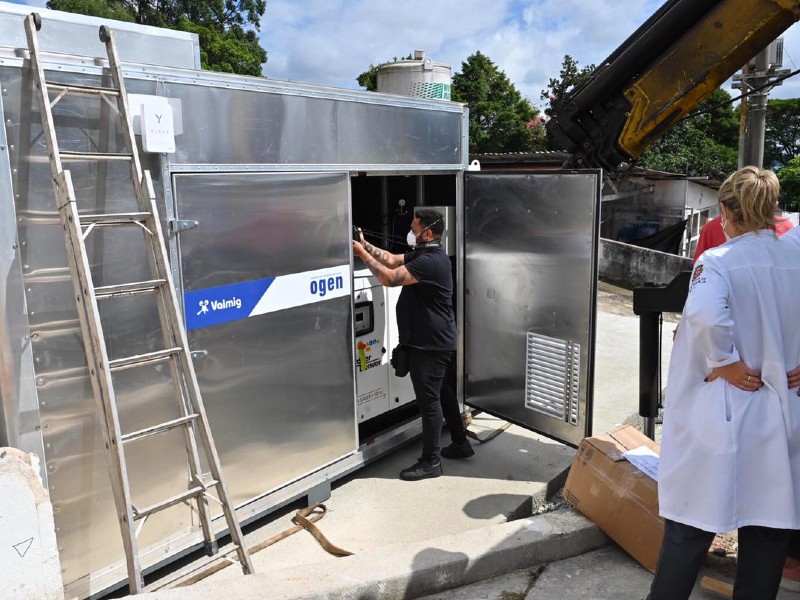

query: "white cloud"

left=8, top=0, right=800, bottom=108
left=260, top=0, right=800, bottom=109
left=3, top=0, right=54, bottom=9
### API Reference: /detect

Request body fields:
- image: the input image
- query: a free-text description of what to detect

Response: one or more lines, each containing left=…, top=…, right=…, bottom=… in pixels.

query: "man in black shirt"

left=353, top=208, right=472, bottom=481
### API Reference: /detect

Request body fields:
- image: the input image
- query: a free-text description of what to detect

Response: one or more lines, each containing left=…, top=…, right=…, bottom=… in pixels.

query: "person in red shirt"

left=693, top=213, right=794, bottom=264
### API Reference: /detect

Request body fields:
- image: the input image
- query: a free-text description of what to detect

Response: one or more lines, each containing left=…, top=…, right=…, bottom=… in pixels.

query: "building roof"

left=471, top=152, right=722, bottom=189
left=471, top=151, right=570, bottom=165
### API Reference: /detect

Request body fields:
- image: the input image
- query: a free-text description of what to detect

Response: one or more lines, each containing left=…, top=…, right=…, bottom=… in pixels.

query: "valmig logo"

left=197, top=297, right=242, bottom=316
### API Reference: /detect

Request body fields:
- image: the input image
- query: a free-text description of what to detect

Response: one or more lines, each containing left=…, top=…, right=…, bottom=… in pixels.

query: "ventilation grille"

left=407, top=82, right=451, bottom=100
left=525, top=332, right=580, bottom=425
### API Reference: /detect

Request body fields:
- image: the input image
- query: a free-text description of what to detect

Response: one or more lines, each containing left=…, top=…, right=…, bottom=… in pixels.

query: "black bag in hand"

left=390, top=345, right=410, bottom=377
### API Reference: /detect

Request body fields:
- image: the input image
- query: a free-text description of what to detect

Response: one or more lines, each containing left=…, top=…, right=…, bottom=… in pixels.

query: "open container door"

left=463, top=170, right=600, bottom=447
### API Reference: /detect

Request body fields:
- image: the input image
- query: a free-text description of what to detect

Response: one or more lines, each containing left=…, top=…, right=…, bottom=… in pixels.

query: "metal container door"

left=464, top=171, right=600, bottom=447
left=174, top=172, right=356, bottom=507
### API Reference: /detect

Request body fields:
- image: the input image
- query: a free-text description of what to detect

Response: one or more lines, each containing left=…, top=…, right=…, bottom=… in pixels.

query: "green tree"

left=356, top=54, right=413, bottom=91
left=540, top=55, right=595, bottom=150
left=638, top=90, right=739, bottom=180
left=46, top=0, right=267, bottom=76
left=540, top=54, right=595, bottom=119
left=690, top=88, right=739, bottom=149
left=765, top=98, right=800, bottom=168
left=639, top=122, right=737, bottom=180
left=44, top=0, right=133, bottom=20
left=452, top=51, right=545, bottom=154
left=777, top=156, right=800, bottom=211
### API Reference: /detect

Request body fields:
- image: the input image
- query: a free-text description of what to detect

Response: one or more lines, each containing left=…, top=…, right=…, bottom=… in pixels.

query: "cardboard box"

left=563, top=425, right=664, bottom=572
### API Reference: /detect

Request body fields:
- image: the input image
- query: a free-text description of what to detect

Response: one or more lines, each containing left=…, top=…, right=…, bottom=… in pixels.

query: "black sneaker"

left=399, top=459, right=442, bottom=481
left=441, top=440, right=475, bottom=459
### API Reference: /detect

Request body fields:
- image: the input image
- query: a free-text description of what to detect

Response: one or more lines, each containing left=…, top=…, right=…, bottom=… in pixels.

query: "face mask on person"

left=406, top=219, right=442, bottom=248
left=721, top=216, right=731, bottom=241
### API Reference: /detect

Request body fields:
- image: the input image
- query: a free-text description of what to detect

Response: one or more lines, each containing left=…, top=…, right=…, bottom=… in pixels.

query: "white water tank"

left=376, top=50, right=452, bottom=101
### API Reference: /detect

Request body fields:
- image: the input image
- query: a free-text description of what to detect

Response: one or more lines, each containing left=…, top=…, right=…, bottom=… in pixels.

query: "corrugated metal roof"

left=471, top=151, right=570, bottom=163
left=471, top=152, right=722, bottom=188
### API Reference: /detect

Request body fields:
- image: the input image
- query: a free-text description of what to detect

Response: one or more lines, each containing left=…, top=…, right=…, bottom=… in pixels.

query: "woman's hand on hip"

left=705, top=361, right=763, bottom=392
left=788, top=365, right=800, bottom=396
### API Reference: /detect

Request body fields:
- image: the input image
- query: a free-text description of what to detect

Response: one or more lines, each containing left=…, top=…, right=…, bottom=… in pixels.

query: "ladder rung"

left=95, top=279, right=166, bottom=299
left=46, top=82, right=120, bottom=97
left=121, top=414, right=199, bottom=444
left=109, top=348, right=182, bottom=371
left=133, top=482, right=218, bottom=521
left=60, top=150, right=133, bottom=162
left=80, top=212, right=152, bottom=225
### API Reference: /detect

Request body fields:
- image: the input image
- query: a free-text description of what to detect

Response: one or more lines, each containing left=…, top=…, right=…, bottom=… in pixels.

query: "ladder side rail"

left=25, top=15, right=144, bottom=592
left=140, top=225, right=219, bottom=554
left=140, top=172, right=255, bottom=575
left=91, top=68, right=113, bottom=298
left=99, top=26, right=145, bottom=195
left=144, top=293, right=219, bottom=554
left=58, top=170, right=145, bottom=592
left=24, top=15, right=64, bottom=182
left=102, top=25, right=254, bottom=575
left=98, top=25, right=223, bottom=559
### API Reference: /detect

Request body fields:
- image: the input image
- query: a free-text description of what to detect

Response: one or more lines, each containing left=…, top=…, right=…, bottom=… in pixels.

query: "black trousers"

left=789, top=530, right=800, bottom=559
left=648, top=519, right=792, bottom=600
left=408, top=349, right=464, bottom=462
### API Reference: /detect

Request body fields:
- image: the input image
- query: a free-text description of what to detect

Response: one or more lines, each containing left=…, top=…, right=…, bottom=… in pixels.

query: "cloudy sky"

left=9, top=0, right=800, bottom=108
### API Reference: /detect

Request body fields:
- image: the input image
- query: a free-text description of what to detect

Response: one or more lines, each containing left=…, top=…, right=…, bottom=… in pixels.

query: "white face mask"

left=406, top=218, right=440, bottom=248
left=721, top=216, right=731, bottom=241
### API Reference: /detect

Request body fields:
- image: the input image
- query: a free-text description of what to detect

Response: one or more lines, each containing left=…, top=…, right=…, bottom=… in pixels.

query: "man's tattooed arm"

left=360, top=253, right=414, bottom=288
left=363, top=243, right=392, bottom=266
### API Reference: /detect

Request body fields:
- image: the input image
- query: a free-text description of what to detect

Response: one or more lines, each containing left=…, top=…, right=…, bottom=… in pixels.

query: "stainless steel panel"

left=1, top=61, right=190, bottom=591
left=0, top=4, right=200, bottom=69
left=464, top=172, right=600, bottom=446
left=0, top=70, right=45, bottom=463
left=163, top=81, right=463, bottom=166
left=174, top=172, right=356, bottom=505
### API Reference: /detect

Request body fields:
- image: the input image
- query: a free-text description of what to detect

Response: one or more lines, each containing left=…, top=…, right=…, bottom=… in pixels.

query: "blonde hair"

left=718, top=166, right=780, bottom=232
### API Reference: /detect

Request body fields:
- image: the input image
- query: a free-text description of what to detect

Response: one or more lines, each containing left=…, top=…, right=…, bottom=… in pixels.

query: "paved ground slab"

left=417, top=567, right=537, bottom=600
left=134, top=509, right=608, bottom=600
left=524, top=544, right=798, bottom=600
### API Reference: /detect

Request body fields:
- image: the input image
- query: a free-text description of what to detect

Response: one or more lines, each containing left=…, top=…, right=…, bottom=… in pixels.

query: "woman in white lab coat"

left=648, top=166, right=800, bottom=600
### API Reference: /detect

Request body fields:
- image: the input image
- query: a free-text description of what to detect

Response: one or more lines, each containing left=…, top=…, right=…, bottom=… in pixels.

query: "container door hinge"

left=169, top=219, right=199, bottom=233
left=190, top=350, right=208, bottom=361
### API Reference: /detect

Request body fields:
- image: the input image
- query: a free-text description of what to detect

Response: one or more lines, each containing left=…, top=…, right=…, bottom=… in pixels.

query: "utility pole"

left=737, top=62, right=750, bottom=168
left=733, top=40, right=791, bottom=169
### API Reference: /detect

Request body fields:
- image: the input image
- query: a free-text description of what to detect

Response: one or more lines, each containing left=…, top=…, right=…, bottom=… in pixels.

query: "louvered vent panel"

left=525, top=332, right=580, bottom=425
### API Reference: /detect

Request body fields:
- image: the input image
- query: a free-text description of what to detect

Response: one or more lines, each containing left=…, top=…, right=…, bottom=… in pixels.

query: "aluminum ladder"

left=23, top=13, right=254, bottom=593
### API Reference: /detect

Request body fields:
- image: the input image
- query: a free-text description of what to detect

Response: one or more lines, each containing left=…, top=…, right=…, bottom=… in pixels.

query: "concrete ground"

left=178, top=413, right=580, bottom=577
left=590, top=283, right=675, bottom=436
left=427, top=545, right=797, bottom=600
left=127, top=282, right=688, bottom=600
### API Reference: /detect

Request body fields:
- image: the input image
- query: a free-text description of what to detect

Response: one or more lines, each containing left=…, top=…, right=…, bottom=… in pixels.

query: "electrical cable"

left=680, top=67, right=800, bottom=122
left=357, top=226, right=406, bottom=245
